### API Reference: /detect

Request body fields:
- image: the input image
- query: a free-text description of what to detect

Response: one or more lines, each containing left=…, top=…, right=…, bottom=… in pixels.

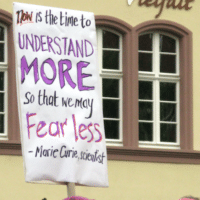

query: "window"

left=97, top=28, right=123, bottom=145
left=96, top=17, right=193, bottom=151
left=0, top=24, right=8, bottom=139
left=95, top=16, right=133, bottom=147
left=0, top=10, right=20, bottom=155
left=138, top=32, right=180, bottom=149
left=134, top=20, right=193, bottom=152
left=96, top=21, right=183, bottom=149
left=95, top=17, right=195, bottom=163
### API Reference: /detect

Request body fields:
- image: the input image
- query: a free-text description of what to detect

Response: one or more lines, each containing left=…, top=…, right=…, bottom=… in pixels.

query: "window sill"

left=0, top=140, right=21, bottom=155
left=107, top=146, right=200, bottom=164
left=139, top=142, right=181, bottom=150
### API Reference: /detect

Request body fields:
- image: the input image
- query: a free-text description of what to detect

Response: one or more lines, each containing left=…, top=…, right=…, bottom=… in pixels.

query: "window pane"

left=0, top=114, right=4, bottom=133
left=139, top=53, right=152, bottom=72
left=0, top=72, right=4, bottom=91
left=139, top=81, right=153, bottom=100
left=103, top=79, right=119, bottom=98
left=160, top=82, right=176, bottom=101
left=160, top=103, right=176, bottom=122
left=104, top=120, right=119, bottom=139
left=139, top=102, right=153, bottom=120
left=103, top=30, right=119, bottom=49
left=0, top=26, right=4, bottom=41
left=103, top=50, right=119, bottom=70
left=160, top=54, right=176, bottom=73
left=160, top=123, right=176, bottom=142
left=0, top=43, right=5, bottom=62
left=139, top=122, right=153, bottom=141
left=0, top=93, right=4, bottom=112
left=139, top=34, right=152, bottom=51
left=160, top=35, right=176, bottom=53
left=103, top=99, right=119, bottom=118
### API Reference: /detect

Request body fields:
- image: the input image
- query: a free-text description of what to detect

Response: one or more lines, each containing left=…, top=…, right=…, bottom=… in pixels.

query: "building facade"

left=0, top=0, right=200, bottom=199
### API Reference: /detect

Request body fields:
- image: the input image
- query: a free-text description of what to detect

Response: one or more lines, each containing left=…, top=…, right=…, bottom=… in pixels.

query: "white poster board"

left=13, top=2, right=108, bottom=187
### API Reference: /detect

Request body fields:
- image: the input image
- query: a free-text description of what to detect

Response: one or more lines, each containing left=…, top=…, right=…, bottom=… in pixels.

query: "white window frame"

left=138, top=31, right=180, bottom=149
left=0, top=23, right=8, bottom=139
left=96, top=27, right=123, bottom=146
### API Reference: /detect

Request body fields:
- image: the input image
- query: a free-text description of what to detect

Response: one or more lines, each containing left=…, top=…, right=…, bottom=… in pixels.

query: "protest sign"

left=13, top=2, right=108, bottom=187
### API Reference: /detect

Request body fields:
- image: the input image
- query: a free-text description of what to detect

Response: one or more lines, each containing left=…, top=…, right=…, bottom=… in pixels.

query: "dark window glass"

left=0, top=43, right=4, bottom=62
left=160, top=103, right=176, bottom=122
left=139, top=81, right=153, bottom=100
left=160, top=123, right=176, bottom=142
left=103, top=79, right=119, bottom=98
left=160, top=35, right=176, bottom=53
left=139, top=122, right=153, bottom=141
left=0, top=26, right=4, bottom=41
left=103, top=99, right=119, bottom=118
left=0, top=114, right=4, bottom=133
left=139, top=53, right=152, bottom=72
left=0, top=93, right=4, bottom=112
left=139, top=34, right=152, bottom=51
left=0, top=72, right=4, bottom=91
left=103, top=50, right=119, bottom=70
left=160, top=82, right=176, bottom=101
left=103, top=30, right=119, bottom=49
left=104, top=120, right=119, bottom=139
left=160, top=54, right=176, bottom=73
left=139, top=102, right=153, bottom=120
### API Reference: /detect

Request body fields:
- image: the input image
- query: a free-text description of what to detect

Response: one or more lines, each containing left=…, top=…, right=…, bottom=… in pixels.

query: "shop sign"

left=128, top=0, right=195, bottom=18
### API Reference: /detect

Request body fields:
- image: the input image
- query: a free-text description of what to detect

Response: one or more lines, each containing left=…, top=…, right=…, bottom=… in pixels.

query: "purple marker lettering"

left=87, top=123, right=93, bottom=143
left=85, top=40, right=94, bottom=57
left=58, top=59, right=76, bottom=89
left=54, top=37, right=62, bottom=55
left=34, top=35, right=41, bottom=52
left=76, top=40, right=84, bottom=58
left=72, top=114, right=78, bottom=142
left=41, top=58, right=56, bottom=85
left=36, top=121, right=47, bottom=138
left=68, top=39, right=76, bottom=57
left=26, top=112, right=36, bottom=139
left=47, top=36, right=56, bottom=54
left=94, top=123, right=102, bottom=142
left=60, top=119, right=67, bottom=136
left=62, top=37, right=68, bottom=55
left=79, top=124, right=87, bottom=140
left=26, top=34, right=35, bottom=51
left=40, top=35, right=47, bottom=51
left=49, top=121, right=60, bottom=137
left=18, top=33, right=25, bottom=49
left=21, top=56, right=39, bottom=84
left=77, top=61, right=94, bottom=91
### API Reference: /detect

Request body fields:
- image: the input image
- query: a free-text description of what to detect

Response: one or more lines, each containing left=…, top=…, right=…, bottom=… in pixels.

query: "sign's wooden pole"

left=67, top=182, right=76, bottom=197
